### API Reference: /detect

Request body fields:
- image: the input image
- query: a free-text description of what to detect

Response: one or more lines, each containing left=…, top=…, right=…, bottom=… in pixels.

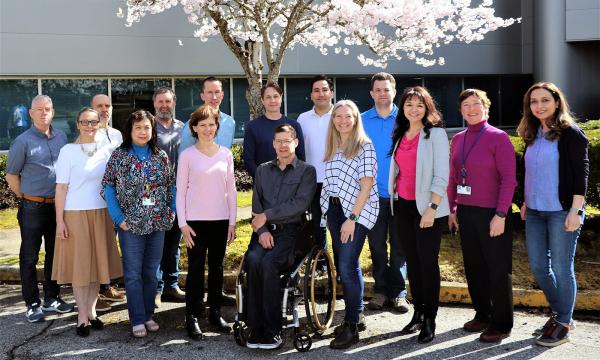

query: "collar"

left=269, top=156, right=299, bottom=169
left=467, top=119, right=488, bottom=132
left=30, top=125, right=55, bottom=139
left=312, top=105, right=333, bottom=118
left=365, top=104, right=399, bottom=120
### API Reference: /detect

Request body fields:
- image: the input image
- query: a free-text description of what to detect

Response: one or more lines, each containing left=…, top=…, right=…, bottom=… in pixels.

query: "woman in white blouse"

left=320, top=100, right=379, bottom=350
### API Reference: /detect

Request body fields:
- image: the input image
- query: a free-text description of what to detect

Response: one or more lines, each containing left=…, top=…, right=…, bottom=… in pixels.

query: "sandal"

left=145, top=319, right=159, bottom=332
left=132, top=324, right=147, bottom=338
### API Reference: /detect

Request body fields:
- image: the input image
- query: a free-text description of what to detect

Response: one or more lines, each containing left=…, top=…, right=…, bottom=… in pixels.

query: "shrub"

left=0, top=155, right=19, bottom=209
left=231, top=143, right=253, bottom=191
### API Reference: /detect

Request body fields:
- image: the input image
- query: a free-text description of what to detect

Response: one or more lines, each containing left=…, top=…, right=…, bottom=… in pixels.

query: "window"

left=110, top=79, right=171, bottom=134
left=0, top=80, right=38, bottom=150
left=335, top=77, right=372, bottom=113
left=42, top=79, right=108, bottom=141
left=174, top=78, right=231, bottom=123
left=285, top=78, right=314, bottom=120
left=464, top=76, right=500, bottom=126
left=424, top=77, right=463, bottom=127
left=500, top=75, right=532, bottom=126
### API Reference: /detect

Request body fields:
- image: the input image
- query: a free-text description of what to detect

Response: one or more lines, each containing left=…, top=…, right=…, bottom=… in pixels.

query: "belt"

left=330, top=197, right=341, bottom=206
left=267, top=222, right=300, bottom=232
left=22, top=195, right=55, bottom=204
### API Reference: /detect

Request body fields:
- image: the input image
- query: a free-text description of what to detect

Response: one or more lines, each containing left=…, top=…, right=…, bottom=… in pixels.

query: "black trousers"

left=185, top=220, right=229, bottom=316
left=393, top=198, right=445, bottom=318
left=17, top=200, right=60, bottom=306
left=457, top=204, right=513, bottom=332
left=246, top=224, right=298, bottom=336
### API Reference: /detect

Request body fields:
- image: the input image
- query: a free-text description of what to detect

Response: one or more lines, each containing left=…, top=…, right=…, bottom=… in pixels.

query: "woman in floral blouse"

left=102, top=110, right=176, bottom=338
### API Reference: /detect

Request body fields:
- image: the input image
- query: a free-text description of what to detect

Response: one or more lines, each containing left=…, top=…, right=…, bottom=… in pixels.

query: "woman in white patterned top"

left=320, top=100, right=379, bottom=349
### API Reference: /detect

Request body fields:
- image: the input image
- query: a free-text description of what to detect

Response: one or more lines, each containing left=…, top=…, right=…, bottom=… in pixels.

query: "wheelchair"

left=232, top=212, right=336, bottom=352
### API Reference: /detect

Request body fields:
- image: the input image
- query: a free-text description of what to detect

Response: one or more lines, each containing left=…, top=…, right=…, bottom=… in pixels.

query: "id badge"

left=142, top=196, right=155, bottom=206
left=457, top=185, right=472, bottom=195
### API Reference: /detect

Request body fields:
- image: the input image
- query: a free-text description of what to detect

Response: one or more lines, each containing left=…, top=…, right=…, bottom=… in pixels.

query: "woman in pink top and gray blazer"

left=447, top=89, right=517, bottom=343
left=387, top=86, right=449, bottom=344
left=176, top=104, right=237, bottom=339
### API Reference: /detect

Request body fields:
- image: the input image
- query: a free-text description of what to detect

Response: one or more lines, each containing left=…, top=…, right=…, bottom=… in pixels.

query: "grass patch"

left=237, top=191, right=252, bottom=208
left=0, top=208, right=18, bottom=229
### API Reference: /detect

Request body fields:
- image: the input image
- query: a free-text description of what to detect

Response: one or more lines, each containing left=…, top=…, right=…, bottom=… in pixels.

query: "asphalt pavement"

left=1, top=284, right=599, bottom=360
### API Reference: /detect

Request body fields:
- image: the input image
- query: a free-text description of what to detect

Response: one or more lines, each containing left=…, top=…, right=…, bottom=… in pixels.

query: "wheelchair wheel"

left=304, top=247, right=336, bottom=332
left=293, top=332, right=312, bottom=352
left=233, top=321, right=249, bottom=347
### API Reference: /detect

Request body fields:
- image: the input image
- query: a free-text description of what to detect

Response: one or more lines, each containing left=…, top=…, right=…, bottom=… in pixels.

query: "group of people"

left=6, top=72, right=588, bottom=351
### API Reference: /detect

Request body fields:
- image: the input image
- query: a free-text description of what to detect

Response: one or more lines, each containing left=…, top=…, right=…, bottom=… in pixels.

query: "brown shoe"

left=96, top=298, right=111, bottom=312
left=155, top=293, right=162, bottom=309
left=100, top=285, right=125, bottom=302
left=366, top=293, right=387, bottom=310
left=479, top=328, right=510, bottom=343
left=463, top=318, right=490, bottom=332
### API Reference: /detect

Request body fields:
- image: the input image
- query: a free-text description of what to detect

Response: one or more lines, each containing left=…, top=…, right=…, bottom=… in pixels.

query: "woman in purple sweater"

left=518, top=82, right=588, bottom=347
left=448, top=89, right=517, bottom=343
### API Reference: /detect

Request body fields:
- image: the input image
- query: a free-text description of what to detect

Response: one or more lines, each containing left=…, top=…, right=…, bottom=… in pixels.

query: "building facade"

left=1, top=0, right=598, bottom=150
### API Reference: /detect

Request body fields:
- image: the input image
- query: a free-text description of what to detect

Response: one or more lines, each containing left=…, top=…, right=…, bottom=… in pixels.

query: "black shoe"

left=162, top=287, right=186, bottom=302
left=76, top=323, right=90, bottom=337
left=246, top=328, right=264, bottom=349
left=89, top=318, right=104, bottom=330
left=401, top=311, right=424, bottom=334
left=330, top=322, right=359, bottom=349
left=417, top=317, right=435, bottom=343
left=333, top=313, right=366, bottom=335
left=259, top=333, right=283, bottom=350
left=209, top=309, right=232, bottom=333
left=221, top=292, right=237, bottom=306
left=185, top=315, right=203, bottom=340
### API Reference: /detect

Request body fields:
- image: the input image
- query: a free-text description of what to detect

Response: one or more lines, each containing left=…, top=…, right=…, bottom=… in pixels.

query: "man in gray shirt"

left=152, top=87, right=186, bottom=306
left=245, top=124, right=316, bottom=350
left=5, top=95, right=74, bottom=322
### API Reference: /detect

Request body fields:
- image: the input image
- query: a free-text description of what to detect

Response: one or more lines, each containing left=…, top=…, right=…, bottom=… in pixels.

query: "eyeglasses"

left=78, top=120, right=100, bottom=126
left=274, top=139, right=295, bottom=146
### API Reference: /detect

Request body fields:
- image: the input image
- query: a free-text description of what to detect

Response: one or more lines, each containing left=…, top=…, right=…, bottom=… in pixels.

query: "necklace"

left=80, top=143, right=98, bottom=157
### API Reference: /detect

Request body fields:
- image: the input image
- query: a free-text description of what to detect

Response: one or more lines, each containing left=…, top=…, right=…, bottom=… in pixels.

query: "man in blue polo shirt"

left=361, top=73, right=408, bottom=313
left=6, top=95, right=74, bottom=323
left=179, top=76, right=236, bottom=153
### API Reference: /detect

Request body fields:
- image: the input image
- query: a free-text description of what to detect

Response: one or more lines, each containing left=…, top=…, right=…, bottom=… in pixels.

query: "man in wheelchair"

left=246, top=124, right=317, bottom=349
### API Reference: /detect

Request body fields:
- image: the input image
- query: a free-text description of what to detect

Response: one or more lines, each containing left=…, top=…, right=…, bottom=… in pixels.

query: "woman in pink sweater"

left=176, top=104, right=237, bottom=339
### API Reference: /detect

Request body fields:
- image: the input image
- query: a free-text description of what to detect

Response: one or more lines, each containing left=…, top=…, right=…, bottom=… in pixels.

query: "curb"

left=2, top=266, right=599, bottom=311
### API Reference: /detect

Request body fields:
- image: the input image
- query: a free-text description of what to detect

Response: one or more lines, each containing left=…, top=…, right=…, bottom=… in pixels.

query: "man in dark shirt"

left=242, top=82, right=306, bottom=178
left=6, top=95, right=73, bottom=322
left=245, top=124, right=316, bottom=350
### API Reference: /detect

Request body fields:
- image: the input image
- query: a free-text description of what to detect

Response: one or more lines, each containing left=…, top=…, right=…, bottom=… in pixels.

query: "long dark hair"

left=120, top=110, right=160, bottom=155
left=517, top=82, right=575, bottom=146
left=389, top=86, right=442, bottom=156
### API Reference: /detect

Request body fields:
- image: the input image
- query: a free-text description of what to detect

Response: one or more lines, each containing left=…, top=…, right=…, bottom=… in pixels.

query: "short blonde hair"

left=323, top=100, right=371, bottom=161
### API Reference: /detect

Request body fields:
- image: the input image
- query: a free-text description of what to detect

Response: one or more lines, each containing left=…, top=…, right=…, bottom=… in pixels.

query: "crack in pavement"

left=7, top=319, right=55, bottom=360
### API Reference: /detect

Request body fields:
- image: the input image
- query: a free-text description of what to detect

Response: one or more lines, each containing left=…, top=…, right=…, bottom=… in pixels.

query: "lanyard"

left=133, top=147, right=152, bottom=195
left=460, top=124, right=488, bottom=184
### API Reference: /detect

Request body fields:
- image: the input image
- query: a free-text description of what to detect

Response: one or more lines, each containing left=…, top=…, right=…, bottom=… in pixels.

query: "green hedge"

left=0, top=155, right=19, bottom=209
left=510, top=124, right=600, bottom=208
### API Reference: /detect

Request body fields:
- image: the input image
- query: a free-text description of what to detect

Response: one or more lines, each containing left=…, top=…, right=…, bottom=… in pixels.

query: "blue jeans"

left=327, top=200, right=368, bottom=324
left=156, top=218, right=181, bottom=293
left=118, top=229, right=165, bottom=326
left=526, top=208, right=581, bottom=325
left=367, top=198, right=407, bottom=299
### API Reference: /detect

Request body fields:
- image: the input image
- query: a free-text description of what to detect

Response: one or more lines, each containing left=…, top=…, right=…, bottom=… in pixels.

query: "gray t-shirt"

left=155, top=118, right=184, bottom=172
left=6, top=126, right=67, bottom=197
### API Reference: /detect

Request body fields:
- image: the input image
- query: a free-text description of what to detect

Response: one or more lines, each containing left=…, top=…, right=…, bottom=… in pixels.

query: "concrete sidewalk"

left=1, top=284, right=599, bottom=360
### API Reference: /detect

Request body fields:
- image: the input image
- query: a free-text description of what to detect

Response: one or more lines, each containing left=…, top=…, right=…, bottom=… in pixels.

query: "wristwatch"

left=569, top=207, right=584, bottom=216
left=495, top=211, right=507, bottom=218
left=349, top=213, right=359, bottom=221
left=428, top=202, right=438, bottom=210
